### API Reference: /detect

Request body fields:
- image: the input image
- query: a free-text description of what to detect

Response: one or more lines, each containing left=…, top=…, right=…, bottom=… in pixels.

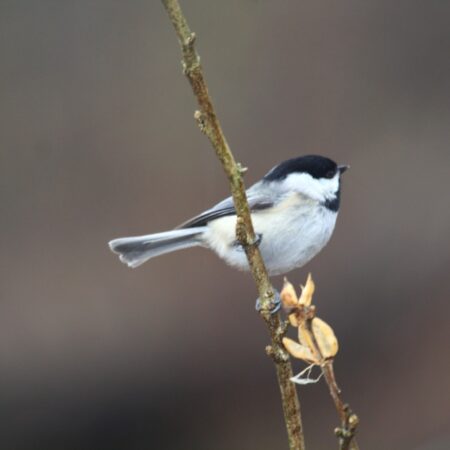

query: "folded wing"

left=178, top=188, right=274, bottom=229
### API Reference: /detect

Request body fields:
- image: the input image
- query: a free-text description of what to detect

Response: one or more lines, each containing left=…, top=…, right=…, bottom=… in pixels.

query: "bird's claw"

left=255, top=290, right=281, bottom=314
left=233, top=233, right=262, bottom=251
left=251, top=233, right=262, bottom=247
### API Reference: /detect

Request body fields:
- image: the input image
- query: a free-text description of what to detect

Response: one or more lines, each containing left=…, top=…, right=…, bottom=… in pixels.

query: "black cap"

left=264, top=155, right=339, bottom=182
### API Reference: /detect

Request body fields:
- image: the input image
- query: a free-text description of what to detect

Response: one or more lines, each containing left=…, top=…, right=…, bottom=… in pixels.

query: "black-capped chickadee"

left=109, top=155, right=348, bottom=276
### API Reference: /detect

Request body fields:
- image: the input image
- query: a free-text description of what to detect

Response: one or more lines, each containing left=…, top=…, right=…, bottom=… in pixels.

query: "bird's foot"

left=233, top=233, right=262, bottom=251
left=255, top=290, right=281, bottom=314
left=251, top=233, right=262, bottom=247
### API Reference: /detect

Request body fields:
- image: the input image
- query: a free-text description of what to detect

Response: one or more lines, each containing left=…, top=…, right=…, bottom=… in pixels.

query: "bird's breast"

left=203, top=195, right=338, bottom=276
left=252, top=202, right=337, bottom=273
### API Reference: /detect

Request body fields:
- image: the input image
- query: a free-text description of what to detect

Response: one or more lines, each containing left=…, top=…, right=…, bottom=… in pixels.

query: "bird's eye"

left=325, top=170, right=336, bottom=179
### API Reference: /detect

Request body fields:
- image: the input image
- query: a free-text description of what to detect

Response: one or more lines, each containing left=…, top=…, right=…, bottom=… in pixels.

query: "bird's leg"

left=232, top=233, right=279, bottom=313
left=255, top=289, right=281, bottom=314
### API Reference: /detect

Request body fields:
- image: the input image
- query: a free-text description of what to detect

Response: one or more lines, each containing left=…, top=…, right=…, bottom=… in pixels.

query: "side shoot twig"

left=160, top=1, right=304, bottom=449
left=321, top=361, right=359, bottom=450
left=281, top=276, right=360, bottom=450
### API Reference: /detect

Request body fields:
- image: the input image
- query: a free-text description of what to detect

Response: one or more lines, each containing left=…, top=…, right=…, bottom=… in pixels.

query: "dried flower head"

left=282, top=274, right=339, bottom=368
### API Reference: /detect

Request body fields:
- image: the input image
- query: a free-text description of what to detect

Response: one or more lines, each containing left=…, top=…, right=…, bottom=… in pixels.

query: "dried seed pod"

left=312, top=317, right=339, bottom=359
left=298, top=273, right=315, bottom=306
left=282, top=337, right=317, bottom=363
left=280, top=278, right=299, bottom=309
left=300, top=324, right=314, bottom=349
left=288, top=313, right=299, bottom=327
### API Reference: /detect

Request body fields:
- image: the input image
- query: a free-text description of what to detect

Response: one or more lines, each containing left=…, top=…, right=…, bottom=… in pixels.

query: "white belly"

left=202, top=197, right=338, bottom=276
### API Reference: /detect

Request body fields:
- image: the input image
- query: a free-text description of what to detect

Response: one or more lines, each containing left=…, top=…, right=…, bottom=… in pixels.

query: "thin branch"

left=160, top=1, right=304, bottom=449
left=321, top=362, right=360, bottom=450
left=302, top=315, right=359, bottom=450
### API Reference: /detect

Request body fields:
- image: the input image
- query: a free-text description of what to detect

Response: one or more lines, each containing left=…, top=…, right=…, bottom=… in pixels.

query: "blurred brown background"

left=1, top=1, right=450, bottom=449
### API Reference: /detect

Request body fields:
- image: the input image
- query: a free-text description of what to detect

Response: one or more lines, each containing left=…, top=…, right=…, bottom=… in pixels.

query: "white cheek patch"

left=283, top=173, right=318, bottom=199
left=283, top=172, right=339, bottom=202
left=318, top=174, right=340, bottom=199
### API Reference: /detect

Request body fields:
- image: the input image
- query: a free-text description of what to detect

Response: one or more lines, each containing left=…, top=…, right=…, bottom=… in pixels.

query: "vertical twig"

left=160, top=1, right=304, bottom=449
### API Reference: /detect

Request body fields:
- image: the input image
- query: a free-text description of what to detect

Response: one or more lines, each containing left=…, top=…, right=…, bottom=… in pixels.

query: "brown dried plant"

left=281, top=275, right=360, bottom=450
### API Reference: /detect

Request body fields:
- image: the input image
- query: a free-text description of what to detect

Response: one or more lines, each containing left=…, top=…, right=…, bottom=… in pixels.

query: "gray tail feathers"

left=108, top=227, right=206, bottom=268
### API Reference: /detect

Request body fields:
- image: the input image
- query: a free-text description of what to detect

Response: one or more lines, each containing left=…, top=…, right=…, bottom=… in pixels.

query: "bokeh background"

left=1, top=1, right=450, bottom=449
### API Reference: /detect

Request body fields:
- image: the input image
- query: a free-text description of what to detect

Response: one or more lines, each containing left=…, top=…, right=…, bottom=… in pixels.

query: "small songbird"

left=109, top=155, right=348, bottom=282
left=109, top=155, right=349, bottom=284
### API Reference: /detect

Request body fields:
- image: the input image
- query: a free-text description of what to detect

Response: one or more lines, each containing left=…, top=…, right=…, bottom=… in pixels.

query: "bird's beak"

left=338, top=164, right=350, bottom=174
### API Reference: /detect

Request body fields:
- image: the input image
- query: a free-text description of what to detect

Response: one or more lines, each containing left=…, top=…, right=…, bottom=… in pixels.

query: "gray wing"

left=178, top=182, right=276, bottom=229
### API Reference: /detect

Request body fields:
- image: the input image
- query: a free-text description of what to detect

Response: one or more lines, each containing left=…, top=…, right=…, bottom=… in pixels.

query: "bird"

left=108, top=155, right=348, bottom=285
